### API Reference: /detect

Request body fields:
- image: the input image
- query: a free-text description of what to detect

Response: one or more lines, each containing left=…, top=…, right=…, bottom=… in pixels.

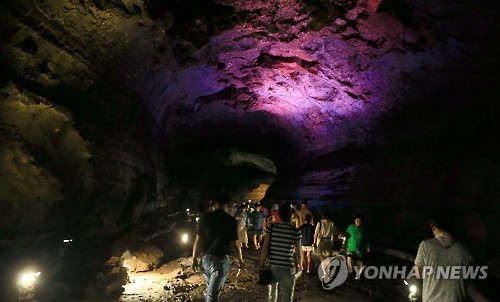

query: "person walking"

left=236, top=205, right=249, bottom=248
left=295, top=200, right=314, bottom=229
left=313, top=211, right=337, bottom=262
left=192, top=192, right=245, bottom=302
left=299, top=214, right=315, bottom=274
left=414, top=208, right=476, bottom=302
left=252, top=203, right=266, bottom=249
left=342, top=214, right=370, bottom=279
left=267, top=202, right=281, bottom=227
left=259, top=204, right=302, bottom=302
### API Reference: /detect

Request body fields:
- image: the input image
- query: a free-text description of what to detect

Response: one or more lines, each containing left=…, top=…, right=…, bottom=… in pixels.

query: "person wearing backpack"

left=313, top=211, right=337, bottom=262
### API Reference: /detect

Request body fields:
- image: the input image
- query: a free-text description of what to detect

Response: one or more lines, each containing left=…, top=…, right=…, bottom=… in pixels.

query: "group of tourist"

left=191, top=194, right=478, bottom=302
left=191, top=195, right=370, bottom=301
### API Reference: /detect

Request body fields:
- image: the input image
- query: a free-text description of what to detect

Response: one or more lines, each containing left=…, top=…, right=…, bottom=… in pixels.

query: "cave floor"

left=115, top=248, right=409, bottom=302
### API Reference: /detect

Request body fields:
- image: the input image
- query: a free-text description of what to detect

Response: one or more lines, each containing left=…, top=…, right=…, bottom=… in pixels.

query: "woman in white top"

left=236, top=206, right=249, bottom=248
left=313, top=211, right=337, bottom=261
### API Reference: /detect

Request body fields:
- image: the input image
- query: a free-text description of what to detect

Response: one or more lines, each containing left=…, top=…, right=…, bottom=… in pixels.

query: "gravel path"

left=119, top=247, right=409, bottom=302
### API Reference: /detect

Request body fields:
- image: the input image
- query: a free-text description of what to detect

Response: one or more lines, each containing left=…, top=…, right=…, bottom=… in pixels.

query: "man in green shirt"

left=342, top=214, right=370, bottom=279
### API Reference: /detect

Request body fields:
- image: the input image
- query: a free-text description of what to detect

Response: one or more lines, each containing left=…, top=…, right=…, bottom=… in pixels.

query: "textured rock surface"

left=0, top=0, right=170, bottom=240
left=122, top=243, right=164, bottom=272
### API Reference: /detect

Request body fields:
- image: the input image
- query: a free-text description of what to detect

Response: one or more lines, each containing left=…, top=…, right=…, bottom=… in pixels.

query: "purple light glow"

left=142, top=9, right=462, bottom=154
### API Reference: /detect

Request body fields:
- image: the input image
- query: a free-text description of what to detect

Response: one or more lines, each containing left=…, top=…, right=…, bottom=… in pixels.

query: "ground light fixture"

left=181, top=233, right=189, bottom=244
left=17, top=269, right=41, bottom=301
left=404, top=280, right=418, bottom=302
left=17, top=271, right=41, bottom=289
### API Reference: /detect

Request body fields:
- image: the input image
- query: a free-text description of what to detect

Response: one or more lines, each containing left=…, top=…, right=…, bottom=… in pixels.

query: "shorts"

left=302, top=246, right=314, bottom=252
left=254, top=229, right=263, bottom=236
left=318, top=239, right=333, bottom=257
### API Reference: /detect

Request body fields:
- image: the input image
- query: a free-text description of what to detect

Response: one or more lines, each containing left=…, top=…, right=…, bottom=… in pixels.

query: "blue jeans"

left=268, top=265, right=296, bottom=302
left=201, top=254, right=230, bottom=302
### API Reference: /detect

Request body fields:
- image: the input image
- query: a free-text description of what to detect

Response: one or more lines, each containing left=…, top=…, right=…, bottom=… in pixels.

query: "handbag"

left=257, top=268, right=273, bottom=285
left=257, top=224, right=274, bottom=285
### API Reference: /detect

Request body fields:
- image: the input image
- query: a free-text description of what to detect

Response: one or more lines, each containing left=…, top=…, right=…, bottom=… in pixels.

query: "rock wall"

left=0, top=0, right=171, bottom=246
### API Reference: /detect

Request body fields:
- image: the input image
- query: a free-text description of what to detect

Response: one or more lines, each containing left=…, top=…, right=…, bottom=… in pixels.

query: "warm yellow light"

left=18, top=271, right=40, bottom=288
left=123, top=260, right=130, bottom=270
left=409, top=285, right=417, bottom=295
left=181, top=233, right=189, bottom=244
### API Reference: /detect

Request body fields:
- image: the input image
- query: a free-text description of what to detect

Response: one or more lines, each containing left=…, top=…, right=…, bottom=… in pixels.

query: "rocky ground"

left=118, top=247, right=409, bottom=302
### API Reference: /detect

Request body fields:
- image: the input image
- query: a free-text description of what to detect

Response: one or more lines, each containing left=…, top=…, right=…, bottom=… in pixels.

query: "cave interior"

left=0, top=0, right=499, bottom=300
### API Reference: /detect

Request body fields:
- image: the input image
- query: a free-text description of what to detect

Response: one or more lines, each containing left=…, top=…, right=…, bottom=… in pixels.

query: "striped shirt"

left=267, top=222, right=302, bottom=267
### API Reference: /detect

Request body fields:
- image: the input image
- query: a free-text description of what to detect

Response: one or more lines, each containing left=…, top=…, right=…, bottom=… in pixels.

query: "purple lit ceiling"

left=142, top=0, right=489, bottom=168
